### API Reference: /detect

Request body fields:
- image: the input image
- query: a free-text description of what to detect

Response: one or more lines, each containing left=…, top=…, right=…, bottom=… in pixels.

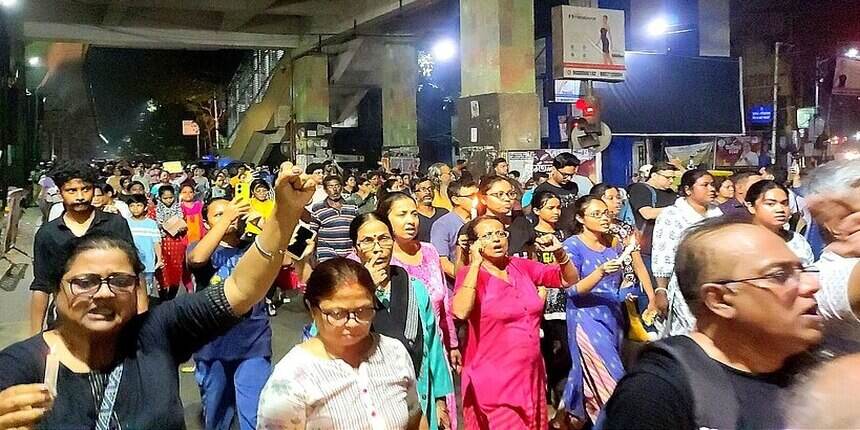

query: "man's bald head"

left=786, top=354, right=860, bottom=429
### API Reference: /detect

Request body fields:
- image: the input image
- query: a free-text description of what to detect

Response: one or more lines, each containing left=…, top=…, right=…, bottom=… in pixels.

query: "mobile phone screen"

left=287, top=225, right=315, bottom=258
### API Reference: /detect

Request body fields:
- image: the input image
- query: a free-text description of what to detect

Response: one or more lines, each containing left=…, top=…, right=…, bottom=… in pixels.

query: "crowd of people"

left=0, top=152, right=857, bottom=430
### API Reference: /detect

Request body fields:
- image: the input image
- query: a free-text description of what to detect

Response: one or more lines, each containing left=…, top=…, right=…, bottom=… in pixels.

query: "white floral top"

left=652, top=198, right=722, bottom=337
left=257, top=334, right=420, bottom=430
left=785, top=231, right=814, bottom=266
left=814, top=250, right=860, bottom=357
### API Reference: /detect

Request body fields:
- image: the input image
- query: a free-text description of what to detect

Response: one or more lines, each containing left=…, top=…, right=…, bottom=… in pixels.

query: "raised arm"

left=452, top=242, right=483, bottom=320
left=223, top=163, right=316, bottom=316
left=187, top=197, right=249, bottom=267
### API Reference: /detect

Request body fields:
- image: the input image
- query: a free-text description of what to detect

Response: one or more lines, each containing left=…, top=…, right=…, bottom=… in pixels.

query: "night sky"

left=86, top=48, right=245, bottom=142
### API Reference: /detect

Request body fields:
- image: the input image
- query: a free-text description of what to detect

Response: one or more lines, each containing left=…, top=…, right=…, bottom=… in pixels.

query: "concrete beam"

left=22, top=22, right=301, bottom=49
left=267, top=0, right=342, bottom=16
left=75, top=0, right=247, bottom=12
left=220, top=0, right=278, bottom=31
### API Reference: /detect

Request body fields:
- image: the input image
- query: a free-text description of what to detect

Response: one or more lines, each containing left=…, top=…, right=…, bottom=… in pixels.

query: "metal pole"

left=213, top=96, right=220, bottom=150
left=771, top=42, right=781, bottom=160
left=196, top=134, right=200, bottom=159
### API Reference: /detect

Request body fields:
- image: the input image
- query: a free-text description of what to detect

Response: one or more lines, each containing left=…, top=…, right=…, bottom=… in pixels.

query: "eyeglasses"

left=318, top=306, right=377, bottom=326
left=65, top=273, right=139, bottom=297
left=454, top=192, right=476, bottom=199
left=477, top=230, right=509, bottom=241
left=356, top=235, right=395, bottom=251
left=653, top=172, right=675, bottom=180
left=486, top=191, right=518, bottom=201
left=585, top=210, right=611, bottom=219
left=708, top=266, right=820, bottom=289
left=558, top=171, right=577, bottom=180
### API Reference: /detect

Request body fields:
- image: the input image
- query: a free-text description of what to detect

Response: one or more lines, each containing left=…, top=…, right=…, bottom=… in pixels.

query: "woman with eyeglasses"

left=452, top=215, right=579, bottom=430
left=340, top=212, right=453, bottom=429
left=479, top=175, right=535, bottom=257
left=652, top=169, right=723, bottom=337
left=258, top=257, right=422, bottom=430
left=555, top=196, right=631, bottom=428
left=0, top=165, right=315, bottom=429
left=745, top=180, right=814, bottom=265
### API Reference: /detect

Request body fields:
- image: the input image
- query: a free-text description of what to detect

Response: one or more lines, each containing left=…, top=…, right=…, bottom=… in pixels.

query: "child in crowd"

left=179, top=183, right=207, bottom=243
left=127, top=194, right=163, bottom=302
left=150, top=184, right=189, bottom=300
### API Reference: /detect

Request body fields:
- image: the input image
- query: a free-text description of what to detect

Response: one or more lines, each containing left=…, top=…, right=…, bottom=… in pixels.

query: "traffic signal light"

left=574, top=96, right=601, bottom=134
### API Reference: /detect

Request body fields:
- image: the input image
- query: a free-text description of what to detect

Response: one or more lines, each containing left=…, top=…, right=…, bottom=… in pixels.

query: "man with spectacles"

left=431, top=179, right=478, bottom=280
left=414, top=177, right=449, bottom=243
left=627, top=161, right=679, bottom=279
left=532, top=152, right=581, bottom=234
left=602, top=217, right=823, bottom=429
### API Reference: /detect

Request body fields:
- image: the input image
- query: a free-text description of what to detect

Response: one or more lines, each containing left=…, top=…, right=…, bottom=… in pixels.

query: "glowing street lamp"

left=0, top=0, right=17, bottom=9
left=27, top=57, right=41, bottom=67
left=845, top=48, right=860, bottom=59
left=431, top=39, right=457, bottom=62
left=646, top=17, right=670, bottom=37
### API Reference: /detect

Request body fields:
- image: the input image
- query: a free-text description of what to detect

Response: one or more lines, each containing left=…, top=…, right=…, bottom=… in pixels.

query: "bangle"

left=654, top=288, right=669, bottom=295
left=556, top=255, right=571, bottom=265
left=254, top=236, right=286, bottom=260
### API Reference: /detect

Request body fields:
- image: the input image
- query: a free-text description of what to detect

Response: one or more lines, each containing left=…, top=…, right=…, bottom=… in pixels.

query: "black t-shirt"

left=627, top=183, right=677, bottom=253
left=455, top=212, right=536, bottom=258
left=602, top=337, right=793, bottom=429
left=0, top=288, right=241, bottom=430
left=417, top=207, right=448, bottom=243
left=532, top=181, right=579, bottom=234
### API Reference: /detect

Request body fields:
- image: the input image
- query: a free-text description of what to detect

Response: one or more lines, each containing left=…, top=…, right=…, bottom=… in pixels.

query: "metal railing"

left=225, top=50, right=286, bottom=145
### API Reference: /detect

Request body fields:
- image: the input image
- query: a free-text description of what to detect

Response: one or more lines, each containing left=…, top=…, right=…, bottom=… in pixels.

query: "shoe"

left=266, top=300, right=277, bottom=317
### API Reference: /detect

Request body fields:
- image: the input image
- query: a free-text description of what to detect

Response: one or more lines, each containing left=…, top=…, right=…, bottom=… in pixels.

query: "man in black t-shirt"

left=627, top=161, right=678, bottom=266
left=602, top=218, right=822, bottom=429
left=413, top=177, right=448, bottom=243
left=532, top=152, right=580, bottom=234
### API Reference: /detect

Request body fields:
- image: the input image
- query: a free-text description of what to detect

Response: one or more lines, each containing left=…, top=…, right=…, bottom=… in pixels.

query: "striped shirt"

left=258, top=334, right=420, bottom=430
left=127, top=217, right=160, bottom=273
left=309, top=200, right=357, bottom=262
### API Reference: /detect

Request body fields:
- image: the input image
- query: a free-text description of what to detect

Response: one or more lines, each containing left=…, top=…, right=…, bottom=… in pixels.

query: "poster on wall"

left=508, top=149, right=601, bottom=184
left=715, top=136, right=763, bottom=167
left=551, top=6, right=626, bottom=82
left=833, top=57, right=860, bottom=96
left=664, top=141, right=715, bottom=170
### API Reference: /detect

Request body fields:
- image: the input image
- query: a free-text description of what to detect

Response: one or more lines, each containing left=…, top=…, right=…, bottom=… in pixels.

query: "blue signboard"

left=749, top=104, right=774, bottom=125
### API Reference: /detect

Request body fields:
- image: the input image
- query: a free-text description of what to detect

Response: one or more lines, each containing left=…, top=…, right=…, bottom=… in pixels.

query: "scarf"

left=372, top=265, right=424, bottom=375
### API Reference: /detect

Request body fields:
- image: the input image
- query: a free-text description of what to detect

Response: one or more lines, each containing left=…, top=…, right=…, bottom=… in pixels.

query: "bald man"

left=603, top=217, right=822, bottom=429
left=786, top=354, right=860, bottom=429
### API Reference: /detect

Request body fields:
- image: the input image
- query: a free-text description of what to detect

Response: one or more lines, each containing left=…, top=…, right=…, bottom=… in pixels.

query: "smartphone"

left=235, top=182, right=250, bottom=201
left=286, top=224, right=316, bottom=260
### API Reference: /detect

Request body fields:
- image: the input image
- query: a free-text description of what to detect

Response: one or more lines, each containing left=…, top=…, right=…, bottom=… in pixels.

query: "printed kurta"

left=455, top=258, right=563, bottom=430
left=652, top=198, right=722, bottom=337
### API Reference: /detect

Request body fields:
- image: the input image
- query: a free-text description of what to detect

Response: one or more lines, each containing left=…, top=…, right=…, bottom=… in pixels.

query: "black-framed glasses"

left=653, top=172, right=675, bottom=180
left=707, top=266, right=820, bottom=289
left=65, top=273, right=139, bottom=297
left=318, top=306, right=377, bottom=326
left=585, top=210, right=611, bottom=219
left=356, top=235, right=395, bottom=251
left=487, top=191, right=518, bottom=201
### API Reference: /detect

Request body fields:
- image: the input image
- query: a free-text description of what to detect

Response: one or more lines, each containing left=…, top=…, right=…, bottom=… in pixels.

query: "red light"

left=575, top=99, right=589, bottom=111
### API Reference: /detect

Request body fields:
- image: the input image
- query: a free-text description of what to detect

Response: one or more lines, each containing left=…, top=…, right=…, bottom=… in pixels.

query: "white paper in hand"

left=44, top=349, right=59, bottom=397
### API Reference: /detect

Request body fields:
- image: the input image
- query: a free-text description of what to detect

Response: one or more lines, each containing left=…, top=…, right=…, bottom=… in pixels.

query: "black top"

left=30, top=210, right=134, bottom=294
left=602, top=336, right=792, bottom=429
left=417, top=207, right=448, bottom=243
left=532, top=181, right=579, bottom=234
left=0, top=287, right=241, bottom=430
left=507, top=213, right=536, bottom=257
left=627, top=183, right=676, bottom=254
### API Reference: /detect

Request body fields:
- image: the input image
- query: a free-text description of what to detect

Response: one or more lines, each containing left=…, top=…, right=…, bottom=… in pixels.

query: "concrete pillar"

left=381, top=43, right=417, bottom=148
left=292, top=55, right=329, bottom=123
left=456, top=0, right=539, bottom=152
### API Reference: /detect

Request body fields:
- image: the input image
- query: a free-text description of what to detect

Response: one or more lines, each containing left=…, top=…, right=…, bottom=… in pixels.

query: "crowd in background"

left=0, top=153, right=857, bottom=430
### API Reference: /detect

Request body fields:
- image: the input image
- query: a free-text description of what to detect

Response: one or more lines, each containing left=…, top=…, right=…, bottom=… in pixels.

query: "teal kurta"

left=307, top=277, right=454, bottom=427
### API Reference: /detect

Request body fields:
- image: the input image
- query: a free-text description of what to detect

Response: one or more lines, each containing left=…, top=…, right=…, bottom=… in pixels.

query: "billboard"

left=552, top=6, right=626, bottom=82
left=748, top=104, right=773, bottom=125
left=715, top=136, right=764, bottom=167
left=833, top=58, right=860, bottom=96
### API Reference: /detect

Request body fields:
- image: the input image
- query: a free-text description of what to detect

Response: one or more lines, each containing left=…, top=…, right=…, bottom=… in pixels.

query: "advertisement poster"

left=715, top=136, right=763, bottom=167
left=664, top=141, right=715, bottom=169
left=551, top=6, right=626, bottom=81
left=833, top=57, right=860, bottom=96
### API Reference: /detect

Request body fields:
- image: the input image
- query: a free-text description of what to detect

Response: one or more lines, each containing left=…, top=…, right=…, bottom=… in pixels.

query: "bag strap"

left=96, top=363, right=124, bottom=430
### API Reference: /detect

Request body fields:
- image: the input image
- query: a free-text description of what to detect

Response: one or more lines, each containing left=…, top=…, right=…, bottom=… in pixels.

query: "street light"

left=27, top=57, right=41, bottom=67
left=845, top=47, right=859, bottom=59
left=431, top=38, right=457, bottom=62
left=0, top=0, right=16, bottom=9
left=646, top=17, right=670, bottom=37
